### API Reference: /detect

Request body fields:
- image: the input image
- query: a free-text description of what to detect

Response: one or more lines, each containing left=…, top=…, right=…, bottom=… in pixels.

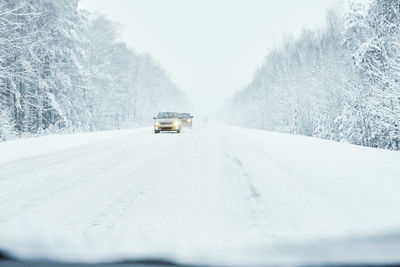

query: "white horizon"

left=79, top=0, right=351, bottom=116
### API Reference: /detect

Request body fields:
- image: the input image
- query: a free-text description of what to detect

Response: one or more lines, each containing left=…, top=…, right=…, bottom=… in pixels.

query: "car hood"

left=1, top=229, right=400, bottom=266
left=156, top=118, right=177, bottom=123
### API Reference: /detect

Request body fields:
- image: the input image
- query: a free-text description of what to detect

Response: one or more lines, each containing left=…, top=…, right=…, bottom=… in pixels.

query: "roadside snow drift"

left=0, top=123, right=400, bottom=266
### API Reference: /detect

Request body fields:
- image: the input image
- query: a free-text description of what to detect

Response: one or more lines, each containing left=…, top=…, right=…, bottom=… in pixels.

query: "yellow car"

left=178, top=113, right=193, bottom=129
left=153, top=112, right=182, bottom=134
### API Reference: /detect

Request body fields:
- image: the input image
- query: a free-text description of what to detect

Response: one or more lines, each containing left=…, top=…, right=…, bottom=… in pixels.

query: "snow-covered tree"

left=0, top=1, right=189, bottom=141
left=225, top=1, right=400, bottom=150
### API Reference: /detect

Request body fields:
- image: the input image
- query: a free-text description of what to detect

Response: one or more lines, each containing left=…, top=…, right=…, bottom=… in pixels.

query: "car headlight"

left=173, top=120, right=180, bottom=127
left=187, top=119, right=191, bottom=123
left=155, top=120, right=160, bottom=126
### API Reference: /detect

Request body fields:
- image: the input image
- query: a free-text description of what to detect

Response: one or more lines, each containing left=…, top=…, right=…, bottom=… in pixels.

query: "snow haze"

left=2, top=0, right=400, bottom=265
left=79, top=0, right=343, bottom=115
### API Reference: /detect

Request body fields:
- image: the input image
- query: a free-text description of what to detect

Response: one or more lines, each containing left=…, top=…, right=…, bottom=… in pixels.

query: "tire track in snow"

left=75, top=130, right=192, bottom=239
left=104, top=129, right=225, bottom=245
left=0, top=132, right=142, bottom=181
left=0, top=132, right=149, bottom=207
left=0, top=134, right=139, bottom=200
left=223, top=152, right=273, bottom=240
left=80, top=137, right=184, bottom=240
left=0, top=133, right=152, bottom=223
left=224, top=126, right=354, bottom=242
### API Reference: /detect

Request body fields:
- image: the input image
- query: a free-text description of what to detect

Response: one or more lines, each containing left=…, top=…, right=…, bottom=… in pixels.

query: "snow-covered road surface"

left=1, top=123, right=400, bottom=265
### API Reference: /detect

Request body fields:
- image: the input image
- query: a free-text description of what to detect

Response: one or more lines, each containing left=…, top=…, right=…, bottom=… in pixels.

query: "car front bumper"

left=155, top=125, right=181, bottom=131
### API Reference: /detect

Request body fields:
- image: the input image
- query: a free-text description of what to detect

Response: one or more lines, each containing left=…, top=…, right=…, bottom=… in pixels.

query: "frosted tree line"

left=225, top=0, right=400, bottom=150
left=0, top=0, right=189, bottom=141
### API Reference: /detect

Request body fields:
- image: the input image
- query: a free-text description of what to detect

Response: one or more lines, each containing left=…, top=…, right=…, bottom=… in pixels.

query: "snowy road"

left=1, top=123, right=400, bottom=265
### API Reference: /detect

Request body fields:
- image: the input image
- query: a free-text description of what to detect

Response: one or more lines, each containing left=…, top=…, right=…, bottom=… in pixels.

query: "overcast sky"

left=79, top=0, right=344, bottom=114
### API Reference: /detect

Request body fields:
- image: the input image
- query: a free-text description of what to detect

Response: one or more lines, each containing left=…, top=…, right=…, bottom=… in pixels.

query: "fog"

left=79, top=0, right=343, bottom=116
left=2, top=1, right=400, bottom=265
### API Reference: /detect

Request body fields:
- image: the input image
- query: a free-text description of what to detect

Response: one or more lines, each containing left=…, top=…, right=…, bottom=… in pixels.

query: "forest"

left=0, top=0, right=189, bottom=141
left=225, top=0, right=400, bottom=150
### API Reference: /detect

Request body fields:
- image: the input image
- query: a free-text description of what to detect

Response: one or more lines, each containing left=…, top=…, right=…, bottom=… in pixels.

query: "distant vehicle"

left=178, top=113, right=193, bottom=128
left=153, top=112, right=182, bottom=134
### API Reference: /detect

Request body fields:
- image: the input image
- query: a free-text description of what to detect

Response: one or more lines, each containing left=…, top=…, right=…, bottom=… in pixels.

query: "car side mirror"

left=153, top=117, right=156, bottom=120
left=190, top=116, right=193, bottom=118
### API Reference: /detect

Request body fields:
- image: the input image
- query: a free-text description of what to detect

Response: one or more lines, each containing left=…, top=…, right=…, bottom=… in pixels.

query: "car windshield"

left=1, top=0, right=400, bottom=267
left=157, top=112, right=177, bottom=119
left=179, top=113, right=190, bottom=118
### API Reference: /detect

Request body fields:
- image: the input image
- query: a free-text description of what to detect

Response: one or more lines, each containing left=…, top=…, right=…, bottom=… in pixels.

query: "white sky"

left=79, top=0, right=344, bottom=115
